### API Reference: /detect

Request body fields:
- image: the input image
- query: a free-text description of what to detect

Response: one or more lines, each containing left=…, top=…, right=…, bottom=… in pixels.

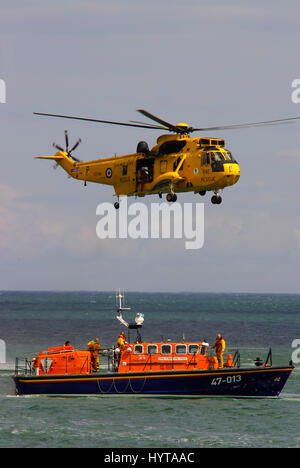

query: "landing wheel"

left=199, top=190, right=206, bottom=196
left=167, top=193, right=177, bottom=202
left=114, top=202, right=120, bottom=210
left=211, top=195, right=222, bottom=205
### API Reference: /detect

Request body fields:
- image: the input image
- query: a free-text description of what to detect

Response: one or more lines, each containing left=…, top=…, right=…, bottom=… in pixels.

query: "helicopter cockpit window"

left=224, top=150, right=237, bottom=163
left=214, top=151, right=225, bottom=161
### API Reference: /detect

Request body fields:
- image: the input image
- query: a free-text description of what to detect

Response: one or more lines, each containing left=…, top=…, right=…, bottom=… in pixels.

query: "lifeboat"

left=13, top=292, right=294, bottom=397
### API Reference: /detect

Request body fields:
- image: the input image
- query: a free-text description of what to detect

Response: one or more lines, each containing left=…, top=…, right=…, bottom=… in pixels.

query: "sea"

left=0, top=291, right=299, bottom=449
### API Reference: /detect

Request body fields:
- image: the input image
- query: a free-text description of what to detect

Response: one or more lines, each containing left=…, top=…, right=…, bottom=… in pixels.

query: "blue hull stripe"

left=13, top=367, right=293, bottom=397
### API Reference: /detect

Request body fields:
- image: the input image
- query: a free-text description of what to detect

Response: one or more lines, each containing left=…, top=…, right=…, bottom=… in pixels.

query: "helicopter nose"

left=226, top=163, right=240, bottom=175
left=224, top=163, right=240, bottom=185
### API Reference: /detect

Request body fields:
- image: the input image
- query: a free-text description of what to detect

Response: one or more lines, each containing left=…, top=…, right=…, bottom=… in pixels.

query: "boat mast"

left=116, top=289, right=131, bottom=328
left=115, top=289, right=144, bottom=343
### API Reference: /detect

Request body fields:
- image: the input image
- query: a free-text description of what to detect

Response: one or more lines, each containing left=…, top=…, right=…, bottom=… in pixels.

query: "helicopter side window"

left=173, top=156, right=184, bottom=171
left=202, top=153, right=210, bottom=166
left=122, top=165, right=128, bottom=176
left=158, top=140, right=186, bottom=156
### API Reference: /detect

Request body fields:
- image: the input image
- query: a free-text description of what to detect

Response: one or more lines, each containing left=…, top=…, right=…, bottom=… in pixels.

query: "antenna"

left=115, top=289, right=145, bottom=331
left=116, top=289, right=130, bottom=328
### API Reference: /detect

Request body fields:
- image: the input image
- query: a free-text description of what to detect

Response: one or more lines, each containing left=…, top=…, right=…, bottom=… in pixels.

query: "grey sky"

left=0, top=0, right=299, bottom=292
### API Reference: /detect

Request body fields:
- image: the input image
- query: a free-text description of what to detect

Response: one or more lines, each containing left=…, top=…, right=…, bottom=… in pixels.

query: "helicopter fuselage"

left=47, top=133, right=240, bottom=203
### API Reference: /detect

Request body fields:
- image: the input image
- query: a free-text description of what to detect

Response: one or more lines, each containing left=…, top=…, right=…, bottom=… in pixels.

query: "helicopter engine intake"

left=136, top=141, right=149, bottom=154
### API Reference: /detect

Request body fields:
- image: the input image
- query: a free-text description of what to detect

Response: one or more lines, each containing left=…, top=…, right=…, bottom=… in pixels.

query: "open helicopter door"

left=136, top=157, right=155, bottom=192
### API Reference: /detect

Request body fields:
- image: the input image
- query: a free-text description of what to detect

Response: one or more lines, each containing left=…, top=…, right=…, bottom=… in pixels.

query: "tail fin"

left=35, top=151, right=75, bottom=175
left=35, top=155, right=64, bottom=161
left=35, top=151, right=64, bottom=162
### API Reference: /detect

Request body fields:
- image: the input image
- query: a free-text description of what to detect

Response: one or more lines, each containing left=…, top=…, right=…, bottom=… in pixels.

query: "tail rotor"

left=53, top=130, right=82, bottom=162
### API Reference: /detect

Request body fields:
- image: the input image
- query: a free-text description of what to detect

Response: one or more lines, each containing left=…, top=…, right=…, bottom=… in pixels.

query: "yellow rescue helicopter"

left=34, top=109, right=300, bottom=209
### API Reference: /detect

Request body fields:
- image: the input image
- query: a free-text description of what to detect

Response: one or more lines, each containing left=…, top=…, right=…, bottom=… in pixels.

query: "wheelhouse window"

left=175, top=344, right=187, bottom=355
left=122, top=165, right=128, bottom=176
left=188, top=344, right=199, bottom=355
left=134, top=344, right=143, bottom=354
left=161, top=344, right=172, bottom=355
left=147, top=345, right=158, bottom=355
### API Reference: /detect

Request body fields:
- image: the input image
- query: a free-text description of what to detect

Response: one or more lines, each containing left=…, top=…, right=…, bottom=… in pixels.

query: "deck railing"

left=15, top=357, right=33, bottom=376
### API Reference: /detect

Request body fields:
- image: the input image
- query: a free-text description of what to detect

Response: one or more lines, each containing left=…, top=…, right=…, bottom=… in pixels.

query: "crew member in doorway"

left=212, top=334, right=226, bottom=369
left=87, top=338, right=101, bottom=372
left=139, top=166, right=150, bottom=191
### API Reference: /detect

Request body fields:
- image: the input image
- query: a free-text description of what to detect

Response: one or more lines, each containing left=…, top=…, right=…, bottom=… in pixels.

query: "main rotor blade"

left=137, top=109, right=182, bottom=133
left=190, top=116, right=300, bottom=132
left=34, top=112, right=167, bottom=130
left=130, top=119, right=168, bottom=129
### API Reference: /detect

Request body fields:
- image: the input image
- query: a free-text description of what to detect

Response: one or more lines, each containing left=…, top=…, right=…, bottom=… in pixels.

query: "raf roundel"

left=106, top=168, right=112, bottom=178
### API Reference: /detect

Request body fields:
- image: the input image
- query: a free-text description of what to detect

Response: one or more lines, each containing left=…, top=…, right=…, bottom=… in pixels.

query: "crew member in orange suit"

left=212, top=334, right=226, bottom=369
left=117, top=332, right=127, bottom=350
left=87, top=338, right=101, bottom=372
